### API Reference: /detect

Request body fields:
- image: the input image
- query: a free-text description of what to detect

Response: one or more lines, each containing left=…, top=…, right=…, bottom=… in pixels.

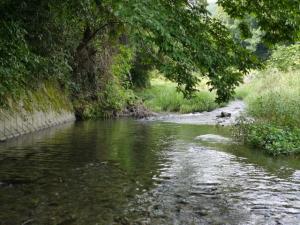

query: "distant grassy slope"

left=136, top=77, right=221, bottom=113
left=236, top=45, right=300, bottom=127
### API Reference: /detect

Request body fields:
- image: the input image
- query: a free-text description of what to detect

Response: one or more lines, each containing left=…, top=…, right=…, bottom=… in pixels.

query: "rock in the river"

left=194, top=134, right=231, bottom=143
left=217, top=111, right=232, bottom=118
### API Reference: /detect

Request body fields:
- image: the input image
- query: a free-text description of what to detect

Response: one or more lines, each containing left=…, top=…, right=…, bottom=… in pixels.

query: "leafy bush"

left=76, top=45, right=142, bottom=119
left=267, top=44, right=300, bottom=71
left=129, top=50, right=153, bottom=89
left=0, top=20, right=71, bottom=107
left=234, top=121, right=300, bottom=155
left=110, top=45, right=134, bottom=89
left=76, top=79, right=137, bottom=119
left=0, top=21, right=39, bottom=106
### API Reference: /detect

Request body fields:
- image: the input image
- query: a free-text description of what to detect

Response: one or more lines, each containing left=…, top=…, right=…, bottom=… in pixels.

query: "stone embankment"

left=0, top=109, right=75, bottom=142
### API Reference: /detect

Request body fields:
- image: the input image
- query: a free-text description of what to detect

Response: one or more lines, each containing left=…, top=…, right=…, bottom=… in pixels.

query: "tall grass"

left=234, top=44, right=300, bottom=155
left=137, top=78, right=220, bottom=113
left=234, top=69, right=300, bottom=155
left=236, top=69, right=300, bottom=128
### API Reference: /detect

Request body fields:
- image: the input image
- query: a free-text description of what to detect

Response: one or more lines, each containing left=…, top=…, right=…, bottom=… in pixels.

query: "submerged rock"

left=194, top=134, right=231, bottom=143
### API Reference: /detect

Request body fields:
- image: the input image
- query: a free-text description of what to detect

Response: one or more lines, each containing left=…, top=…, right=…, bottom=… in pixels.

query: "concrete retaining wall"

left=0, top=109, right=75, bottom=142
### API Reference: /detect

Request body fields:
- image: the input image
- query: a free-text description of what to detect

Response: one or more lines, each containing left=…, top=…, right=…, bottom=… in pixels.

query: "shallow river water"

left=0, top=119, right=299, bottom=225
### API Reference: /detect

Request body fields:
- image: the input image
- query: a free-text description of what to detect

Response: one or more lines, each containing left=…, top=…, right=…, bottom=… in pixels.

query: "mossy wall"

left=0, top=84, right=75, bottom=141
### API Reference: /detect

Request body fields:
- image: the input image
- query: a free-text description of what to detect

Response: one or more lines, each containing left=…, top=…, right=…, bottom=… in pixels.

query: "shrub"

left=234, top=44, right=300, bottom=155
left=110, top=45, right=134, bottom=89
left=234, top=120, right=300, bottom=155
left=76, top=79, right=137, bottom=119
left=0, top=21, right=71, bottom=108
left=267, top=44, right=300, bottom=71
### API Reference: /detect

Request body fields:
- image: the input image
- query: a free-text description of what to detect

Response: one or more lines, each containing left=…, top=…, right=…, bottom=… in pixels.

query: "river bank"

left=0, top=98, right=243, bottom=142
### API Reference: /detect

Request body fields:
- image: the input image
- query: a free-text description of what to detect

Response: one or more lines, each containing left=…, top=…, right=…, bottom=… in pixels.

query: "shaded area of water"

left=0, top=119, right=299, bottom=225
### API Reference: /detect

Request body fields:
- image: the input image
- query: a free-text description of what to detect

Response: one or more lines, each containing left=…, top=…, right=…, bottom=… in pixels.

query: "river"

left=0, top=118, right=299, bottom=225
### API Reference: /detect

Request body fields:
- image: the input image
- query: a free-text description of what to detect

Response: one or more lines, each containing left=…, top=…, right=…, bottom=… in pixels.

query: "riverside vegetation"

left=0, top=0, right=261, bottom=116
left=136, top=74, right=222, bottom=113
left=0, top=0, right=299, bottom=155
left=234, top=44, right=300, bottom=155
left=137, top=44, right=300, bottom=156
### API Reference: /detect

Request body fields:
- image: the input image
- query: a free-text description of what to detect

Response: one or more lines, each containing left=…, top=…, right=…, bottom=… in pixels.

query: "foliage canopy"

left=218, top=0, right=300, bottom=43
left=0, top=0, right=299, bottom=109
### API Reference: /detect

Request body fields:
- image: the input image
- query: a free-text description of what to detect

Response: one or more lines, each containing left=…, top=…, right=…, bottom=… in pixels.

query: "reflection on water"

left=0, top=119, right=299, bottom=225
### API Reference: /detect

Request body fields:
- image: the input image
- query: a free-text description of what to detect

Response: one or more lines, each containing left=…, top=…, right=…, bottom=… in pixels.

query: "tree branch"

left=77, top=21, right=120, bottom=51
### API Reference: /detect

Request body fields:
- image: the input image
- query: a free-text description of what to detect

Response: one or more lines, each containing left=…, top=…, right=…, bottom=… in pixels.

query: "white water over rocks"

left=145, top=100, right=246, bottom=126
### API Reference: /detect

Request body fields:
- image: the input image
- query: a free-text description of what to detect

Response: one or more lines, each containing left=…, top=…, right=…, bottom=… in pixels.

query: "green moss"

left=4, top=82, right=73, bottom=113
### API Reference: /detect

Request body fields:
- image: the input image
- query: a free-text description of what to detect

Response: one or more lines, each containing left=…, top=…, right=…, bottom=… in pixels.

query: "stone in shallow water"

left=194, top=134, right=231, bottom=143
left=217, top=111, right=232, bottom=118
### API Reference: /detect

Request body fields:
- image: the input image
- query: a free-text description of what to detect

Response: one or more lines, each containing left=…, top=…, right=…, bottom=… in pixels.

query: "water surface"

left=0, top=119, right=299, bottom=225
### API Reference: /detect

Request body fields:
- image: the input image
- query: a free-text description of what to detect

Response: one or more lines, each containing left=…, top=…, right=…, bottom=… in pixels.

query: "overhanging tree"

left=218, top=0, right=300, bottom=44
left=101, top=0, right=260, bottom=102
left=1, top=0, right=299, bottom=107
left=109, top=0, right=299, bottom=102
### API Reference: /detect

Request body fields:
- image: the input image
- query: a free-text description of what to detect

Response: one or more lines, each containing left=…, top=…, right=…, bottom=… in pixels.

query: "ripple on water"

left=0, top=120, right=299, bottom=225
left=127, top=145, right=300, bottom=225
